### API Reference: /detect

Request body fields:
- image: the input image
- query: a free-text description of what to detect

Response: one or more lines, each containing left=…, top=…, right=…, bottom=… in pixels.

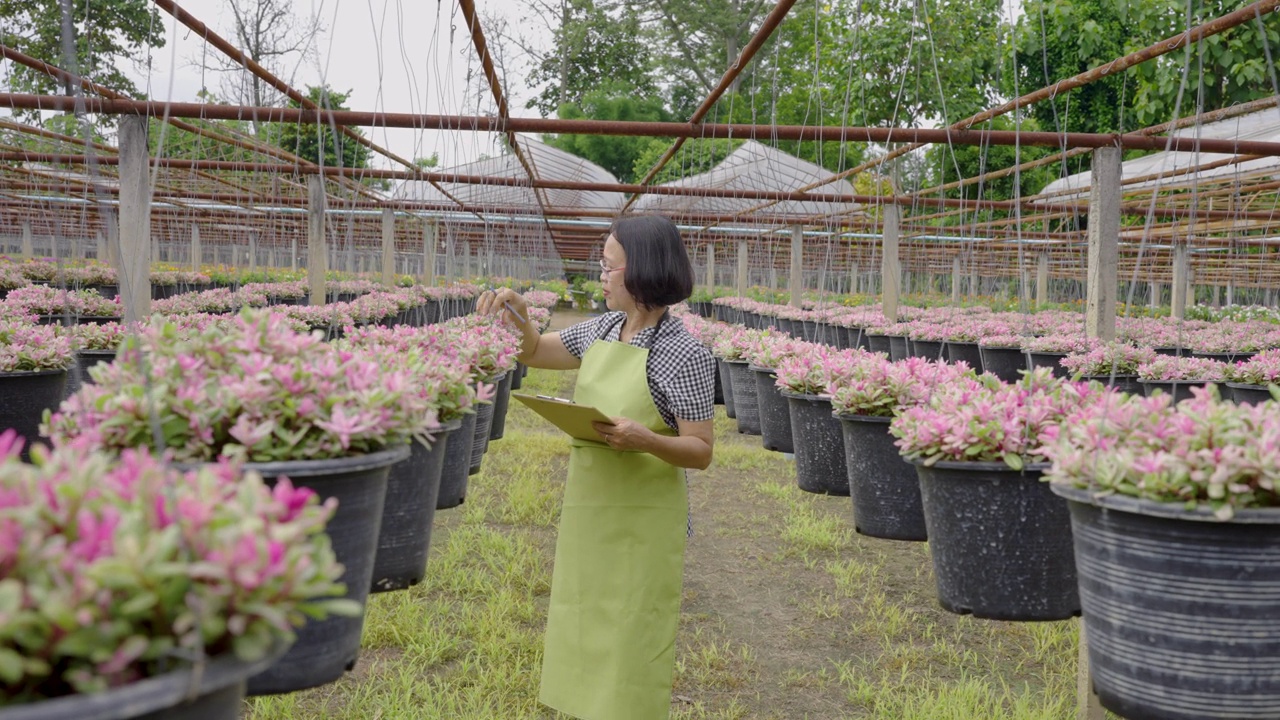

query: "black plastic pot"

left=838, top=414, right=926, bottom=541
left=488, top=370, right=514, bottom=440
left=865, top=333, right=891, bottom=356
left=1192, top=350, right=1256, bottom=363
left=750, top=365, right=793, bottom=453
left=1082, top=374, right=1143, bottom=395
left=913, top=460, right=1079, bottom=621
left=725, top=360, right=761, bottom=435
left=240, top=446, right=409, bottom=695
left=1153, top=346, right=1187, bottom=357
left=468, top=390, right=499, bottom=476
left=944, top=341, right=983, bottom=373
left=0, top=369, right=68, bottom=462
left=0, top=644, right=288, bottom=720
left=978, top=346, right=1026, bottom=383
left=713, top=360, right=725, bottom=405
left=912, top=339, right=946, bottom=360
left=1054, top=485, right=1280, bottom=720
left=372, top=420, right=461, bottom=593
left=437, top=412, right=479, bottom=509
left=1226, top=382, right=1273, bottom=406
left=1140, top=380, right=1208, bottom=402
left=833, top=325, right=852, bottom=350
left=782, top=391, right=849, bottom=496
left=65, top=350, right=117, bottom=399
left=887, top=335, right=909, bottom=362
left=1025, top=351, right=1070, bottom=378
left=510, top=361, right=525, bottom=390
left=90, top=284, right=118, bottom=300
left=717, top=359, right=737, bottom=419
left=800, top=320, right=819, bottom=343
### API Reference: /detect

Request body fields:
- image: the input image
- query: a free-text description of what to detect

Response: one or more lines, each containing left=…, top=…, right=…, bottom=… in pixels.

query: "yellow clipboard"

left=511, top=393, right=615, bottom=442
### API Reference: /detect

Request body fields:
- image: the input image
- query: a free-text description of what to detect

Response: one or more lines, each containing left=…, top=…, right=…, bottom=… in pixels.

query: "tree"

left=924, top=114, right=1056, bottom=206
left=544, top=87, right=671, bottom=181
left=0, top=0, right=165, bottom=125
left=273, top=86, right=372, bottom=169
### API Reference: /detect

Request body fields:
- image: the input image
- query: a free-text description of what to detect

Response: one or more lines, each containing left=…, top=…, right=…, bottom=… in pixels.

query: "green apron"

left=539, top=316, right=687, bottom=720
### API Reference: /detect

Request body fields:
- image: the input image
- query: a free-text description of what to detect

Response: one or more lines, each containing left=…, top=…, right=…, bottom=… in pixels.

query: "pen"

left=489, top=286, right=527, bottom=325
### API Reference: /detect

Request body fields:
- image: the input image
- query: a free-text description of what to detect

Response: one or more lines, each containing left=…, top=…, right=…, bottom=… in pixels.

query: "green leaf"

left=1003, top=453, right=1024, bottom=471
left=0, top=648, right=24, bottom=683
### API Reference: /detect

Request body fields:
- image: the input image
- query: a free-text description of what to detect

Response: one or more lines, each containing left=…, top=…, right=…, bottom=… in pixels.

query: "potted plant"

left=713, top=328, right=762, bottom=435
left=42, top=309, right=434, bottom=694
left=61, top=321, right=128, bottom=399
left=977, top=333, right=1029, bottom=383
left=1060, top=341, right=1156, bottom=395
left=0, top=434, right=351, bottom=718
left=0, top=319, right=72, bottom=461
left=1044, top=388, right=1280, bottom=720
left=1137, top=354, right=1227, bottom=401
left=1224, top=349, right=1280, bottom=405
left=4, top=286, right=121, bottom=326
left=1025, top=334, right=1100, bottom=378
left=890, top=369, right=1104, bottom=620
left=774, top=347, right=863, bottom=496
left=830, top=355, right=972, bottom=541
left=0, top=266, right=30, bottom=301
left=743, top=333, right=804, bottom=454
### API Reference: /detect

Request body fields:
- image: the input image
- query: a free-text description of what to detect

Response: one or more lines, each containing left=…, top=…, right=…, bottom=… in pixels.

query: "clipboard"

left=511, top=393, right=615, bottom=442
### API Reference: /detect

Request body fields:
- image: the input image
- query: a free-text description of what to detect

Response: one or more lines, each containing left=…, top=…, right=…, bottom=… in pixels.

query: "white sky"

left=123, top=0, right=548, bottom=169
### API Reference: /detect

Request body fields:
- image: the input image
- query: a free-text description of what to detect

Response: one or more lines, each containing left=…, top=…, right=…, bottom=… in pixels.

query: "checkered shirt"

left=560, top=311, right=717, bottom=431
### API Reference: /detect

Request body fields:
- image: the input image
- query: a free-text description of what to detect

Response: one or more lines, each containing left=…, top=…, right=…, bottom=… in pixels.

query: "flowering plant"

left=774, top=347, right=874, bottom=396
left=978, top=333, right=1026, bottom=349
left=0, top=267, right=29, bottom=291
left=744, top=333, right=806, bottom=370
left=150, top=270, right=211, bottom=287
left=65, top=321, right=128, bottom=351
left=1042, top=387, right=1280, bottom=519
left=521, top=289, right=560, bottom=310
left=1136, top=355, right=1228, bottom=382
left=830, top=356, right=973, bottom=417
left=3, top=285, right=121, bottom=317
left=891, top=369, right=1106, bottom=469
left=1225, top=349, right=1280, bottom=386
left=64, top=264, right=117, bottom=287
left=0, top=434, right=352, bottom=702
left=1060, top=342, right=1157, bottom=376
left=711, top=327, right=760, bottom=362
left=45, top=309, right=439, bottom=462
left=1025, top=334, right=1100, bottom=354
left=0, top=320, right=73, bottom=372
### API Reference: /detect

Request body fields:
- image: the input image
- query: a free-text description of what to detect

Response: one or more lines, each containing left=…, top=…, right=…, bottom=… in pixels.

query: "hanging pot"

left=911, top=339, right=945, bottom=360
left=0, top=644, right=288, bottom=720
left=1225, top=382, right=1273, bottom=406
left=1082, top=374, right=1144, bottom=395
left=837, top=414, right=926, bottom=541
left=717, top=359, right=737, bottom=419
left=725, top=360, right=760, bottom=435
left=887, top=335, right=909, bottom=362
left=468, top=377, right=501, bottom=476
left=488, top=370, right=515, bottom=440
left=944, top=341, right=983, bottom=372
left=978, top=345, right=1026, bottom=383
left=782, top=391, right=849, bottom=496
left=437, top=412, right=479, bottom=509
left=1152, top=346, right=1187, bottom=357
left=239, top=446, right=410, bottom=695
left=865, top=333, right=891, bottom=355
left=510, top=361, right=525, bottom=390
left=1053, top=485, right=1280, bottom=720
left=0, top=369, right=68, bottom=462
left=912, top=459, right=1079, bottom=621
left=1191, top=350, right=1255, bottom=363
left=750, top=365, right=792, bottom=453
left=64, top=350, right=117, bottom=400
left=372, top=420, right=462, bottom=593
left=1140, top=379, right=1207, bottom=403
left=1025, top=351, right=1071, bottom=378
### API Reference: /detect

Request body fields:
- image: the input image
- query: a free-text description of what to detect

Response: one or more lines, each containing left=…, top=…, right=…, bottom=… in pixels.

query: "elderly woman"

left=478, top=214, right=715, bottom=719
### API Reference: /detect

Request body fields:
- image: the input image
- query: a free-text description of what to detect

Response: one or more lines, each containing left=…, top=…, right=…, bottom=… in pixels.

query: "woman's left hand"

left=592, top=417, right=652, bottom=452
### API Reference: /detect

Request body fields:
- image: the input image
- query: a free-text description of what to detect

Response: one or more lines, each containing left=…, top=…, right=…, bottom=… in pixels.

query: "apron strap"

left=600, top=310, right=670, bottom=349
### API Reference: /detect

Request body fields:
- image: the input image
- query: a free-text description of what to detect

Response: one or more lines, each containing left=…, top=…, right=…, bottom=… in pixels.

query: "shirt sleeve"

left=663, top=344, right=717, bottom=422
left=558, top=314, right=606, bottom=359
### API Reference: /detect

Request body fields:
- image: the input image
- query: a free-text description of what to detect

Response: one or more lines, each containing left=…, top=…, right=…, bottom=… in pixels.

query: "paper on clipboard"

left=511, top=393, right=615, bottom=442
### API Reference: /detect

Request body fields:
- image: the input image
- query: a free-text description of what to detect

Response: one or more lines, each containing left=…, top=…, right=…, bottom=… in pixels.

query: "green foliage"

left=273, top=85, right=371, bottom=169
left=631, top=138, right=745, bottom=185
left=0, top=0, right=165, bottom=128
left=527, top=0, right=656, bottom=117
left=544, top=87, right=672, bottom=182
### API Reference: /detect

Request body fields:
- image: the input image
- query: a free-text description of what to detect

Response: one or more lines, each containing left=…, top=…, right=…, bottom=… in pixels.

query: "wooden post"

left=881, top=206, right=901, bottom=322
left=1036, top=254, right=1049, bottom=307
left=705, top=242, right=716, bottom=291
left=789, top=226, right=804, bottom=307
left=1171, top=241, right=1189, bottom=320
left=116, top=116, right=151, bottom=323
left=190, top=224, right=202, bottom=271
left=736, top=238, right=748, bottom=297
left=20, top=222, right=33, bottom=259
left=307, top=176, right=326, bottom=305
left=951, top=256, right=962, bottom=305
left=1085, top=147, right=1121, bottom=341
left=423, top=220, right=438, bottom=286
left=381, top=209, right=396, bottom=286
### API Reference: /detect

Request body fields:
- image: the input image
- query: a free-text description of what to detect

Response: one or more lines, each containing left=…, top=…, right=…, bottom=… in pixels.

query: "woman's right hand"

left=476, top=287, right=530, bottom=327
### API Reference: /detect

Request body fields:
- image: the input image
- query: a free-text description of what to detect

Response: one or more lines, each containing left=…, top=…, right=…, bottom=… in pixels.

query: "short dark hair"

left=610, top=215, right=694, bottom=310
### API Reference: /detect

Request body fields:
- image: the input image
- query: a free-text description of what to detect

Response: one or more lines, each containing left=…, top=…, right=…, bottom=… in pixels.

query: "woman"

left=478, top=215, right=716, bottom=720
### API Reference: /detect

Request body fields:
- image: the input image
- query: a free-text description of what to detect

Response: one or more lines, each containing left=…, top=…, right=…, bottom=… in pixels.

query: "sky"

left=122, top=0, right=549, bottom=170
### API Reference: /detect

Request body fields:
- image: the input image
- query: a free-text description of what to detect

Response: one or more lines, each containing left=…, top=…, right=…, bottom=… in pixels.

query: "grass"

left=245, top=363, right=1099, bottom=719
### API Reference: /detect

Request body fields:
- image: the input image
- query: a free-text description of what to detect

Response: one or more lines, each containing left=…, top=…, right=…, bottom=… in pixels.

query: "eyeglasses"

left=599, top=259, right=626, bottom=276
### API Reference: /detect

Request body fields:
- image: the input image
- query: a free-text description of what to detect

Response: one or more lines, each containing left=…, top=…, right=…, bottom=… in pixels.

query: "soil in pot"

left=750, top=365, right=793, bottom=454
left=242, top=446, right=409, bottom=695
left=1054, top=485, right=1280, bottom=720
left=372, top=420, right=461, bottom=592
left=0, top=369, right=68, bottom=462
left=838, top=414, right=926, bottom=541
left=438, top=412, right=479, bottom=509
left=725, top=360, right=761, bottom=435
left=717, top=359, right=737, bottom=419
left=782, top=391, right=849, bottom=496
left=913, top=460, right=1079, bottom=621
left=978, top=346, right=1026, bottom=383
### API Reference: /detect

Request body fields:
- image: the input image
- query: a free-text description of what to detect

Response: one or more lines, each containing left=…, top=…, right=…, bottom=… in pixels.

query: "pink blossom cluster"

left=891, top=369, right=1107, bottom=468
left=1136, top=355, right=1228, bottom=382
left=63, top=321, right=129, bottom=351
left=63, top=263, right=117, bottom=286
left=0, top=320, right=74, bottom=372
left=1225, top=349, right=1280, bottom=386
left=0, top=266, right=30, bottom=291
left=13, top=259, right=60, bottom=282
left=151, top=287, right=270, bottom=315
left=830, top=355, right=975, bottom=417
left=744, top=332, right=808, bottom=370
left=521, top=289, right=561, bottom=310
left=45, top=309, right=441, bottom=462
left=526, top=306, right=552, bottom=332
left=712, top=327, right=765, bottom=362
left=0, top=432, right=349, bottom=700
left=4, top=285, right=122, bottom=317
left=1060, top=342, right=1158, bottom=376
left=243, top=280, right=309, bottom=299
left=324, top=279, right=380, bottom=296
left=1042, top=387, right=1280, bottom=518
left=677, top=312, right=722, bottom=347
left=1025, top=334, right=1101, bottom=354
left=979, top=333, right=1028, bottom=348
left=1187, top=322, right=1280, bottom=354
left=774, top=346, right=875, bottom=396
left=149, top=270, right=211, bottom=286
